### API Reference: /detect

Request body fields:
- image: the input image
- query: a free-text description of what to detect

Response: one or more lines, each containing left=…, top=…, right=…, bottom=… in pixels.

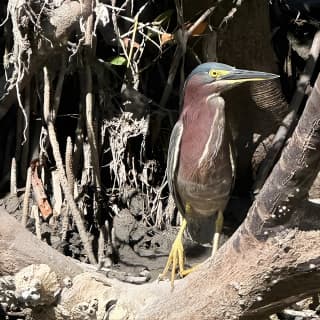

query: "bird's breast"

left=177, top=97, right=233, bottom=215
left=179, top=97, right=231, bottom=181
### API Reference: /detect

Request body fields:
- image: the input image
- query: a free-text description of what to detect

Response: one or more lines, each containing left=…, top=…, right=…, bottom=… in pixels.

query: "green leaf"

left=110, top=56, right=127, bottom=66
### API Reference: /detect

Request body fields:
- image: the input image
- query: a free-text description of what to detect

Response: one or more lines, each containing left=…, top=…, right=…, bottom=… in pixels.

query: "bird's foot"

left=158, top=219, right=195, bottom=288
left=158, top=238, right=191, bottom=288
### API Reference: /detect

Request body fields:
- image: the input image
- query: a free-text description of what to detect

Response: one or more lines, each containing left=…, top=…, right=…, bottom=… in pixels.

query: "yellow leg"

left=212, top=210, right=223, bottom=257
left=158, top=217, right=194, bottom=288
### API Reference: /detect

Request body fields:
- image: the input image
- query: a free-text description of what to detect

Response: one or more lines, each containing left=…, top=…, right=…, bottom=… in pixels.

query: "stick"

left=21, top=167, right=32, bottom=226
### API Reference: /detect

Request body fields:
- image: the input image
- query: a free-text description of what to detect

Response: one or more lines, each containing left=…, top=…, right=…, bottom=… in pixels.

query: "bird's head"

left=185, top=62, right=279, bottom=96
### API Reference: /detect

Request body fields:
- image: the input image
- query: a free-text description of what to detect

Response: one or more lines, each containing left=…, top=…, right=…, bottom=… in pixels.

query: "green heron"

left=160, top=62, right=278, bottom=286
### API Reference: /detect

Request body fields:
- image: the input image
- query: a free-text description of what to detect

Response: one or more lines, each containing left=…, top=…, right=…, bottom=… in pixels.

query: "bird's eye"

left=209, top=70, right=218, bottom=78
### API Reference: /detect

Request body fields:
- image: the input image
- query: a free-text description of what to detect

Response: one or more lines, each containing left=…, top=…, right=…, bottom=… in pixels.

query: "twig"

left=32, top=205, right=42, bottom=240
left=127, top=10, right=139, bottom=68
left=41, top=166, right=45, bottom=187
left=150, top=177, right=167, bottom=227
left=105, top=269, right=151, bottom=284
left=110, top=0, right=132, bottom=71
left=282, top=308, right=317, bottom=318
left=52, top=170, right=62, bottom=217
left=15, top=100, right=24, bottom=165
left=10, top=158, right=17, bottom=196
left=61, top=207, right=69, bottom=241
left=43, top=66, right=97, bottom=264
left=20, top=84, right=31, bottom=180
left=187, top=5, right=216, bottom=37
left=126, top=2, right=148, bottom=68
left=138, top=30, right=161, bottom=51
left=84, top=13, right=102, bottom=191
left=85, top=64, right=102, bottom=189
left=104, top=112, right=147, bottom=193
left=61, top=137, right=73, bottom=241
left=98, top=224, right=107, bottom=266
left=218, top=0, right=243, bottom=30
left=253, top=30, right=320, bottom=195
left=80, top=141, right=92, bottom=190
left=21, top=167, right=32, bottom=226
left=119, top=17, right=165, bottom=38
left=66, top=137, right=75, bottom=194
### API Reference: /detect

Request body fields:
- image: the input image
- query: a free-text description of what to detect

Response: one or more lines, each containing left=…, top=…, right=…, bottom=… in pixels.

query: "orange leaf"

left=186, top=21, right=208, bottom=36
left=31, top=161, right=52, bottom=220
left=161, top=33, right=174, bottom=45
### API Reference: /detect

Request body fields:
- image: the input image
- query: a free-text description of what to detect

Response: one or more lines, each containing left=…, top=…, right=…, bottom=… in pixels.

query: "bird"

left=159, top=62, right=278, bottom=287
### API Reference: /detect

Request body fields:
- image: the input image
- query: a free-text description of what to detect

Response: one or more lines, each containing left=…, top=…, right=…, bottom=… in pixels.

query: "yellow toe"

left=158, top=218, right=191, bottom=288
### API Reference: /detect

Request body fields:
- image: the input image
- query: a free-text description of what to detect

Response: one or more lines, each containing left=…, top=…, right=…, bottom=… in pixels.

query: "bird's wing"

left=227, top=122, right=236, bottom=192
left=167, top=120, right=185, bottom=215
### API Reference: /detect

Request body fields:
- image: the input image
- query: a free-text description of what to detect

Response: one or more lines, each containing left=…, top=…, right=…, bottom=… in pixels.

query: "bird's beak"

left=222, top=68, right=279, bottom=84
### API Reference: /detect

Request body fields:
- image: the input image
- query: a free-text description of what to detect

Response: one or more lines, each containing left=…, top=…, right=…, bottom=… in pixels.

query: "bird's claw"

left=158, top=233, right=189, bottom=288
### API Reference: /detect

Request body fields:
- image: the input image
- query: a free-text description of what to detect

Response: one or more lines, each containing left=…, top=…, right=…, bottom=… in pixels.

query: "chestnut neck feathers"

left=178, top=73, right=228, bottom=181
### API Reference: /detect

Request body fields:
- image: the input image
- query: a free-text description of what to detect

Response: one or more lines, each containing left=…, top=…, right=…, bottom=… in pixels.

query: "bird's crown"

left=189, top=62, right=234, bottom=78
